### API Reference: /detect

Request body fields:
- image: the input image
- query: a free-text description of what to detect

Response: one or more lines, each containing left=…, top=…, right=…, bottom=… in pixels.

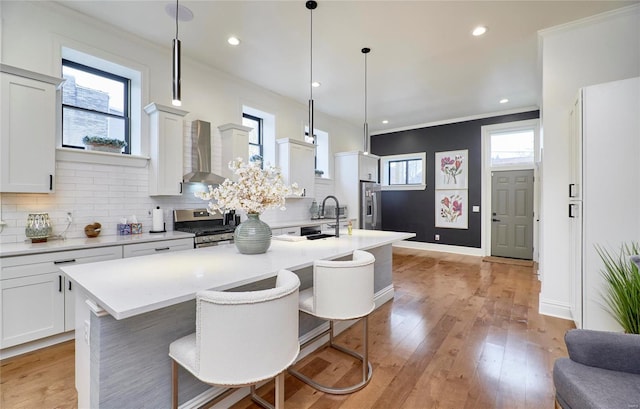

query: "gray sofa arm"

left=565, top=329, right=640, bottom=375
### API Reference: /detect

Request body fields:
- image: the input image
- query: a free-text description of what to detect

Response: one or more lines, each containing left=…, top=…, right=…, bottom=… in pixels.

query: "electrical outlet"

left=435, top=234, right=440, bottom=241
left=84, top=319, right=90, bottom=346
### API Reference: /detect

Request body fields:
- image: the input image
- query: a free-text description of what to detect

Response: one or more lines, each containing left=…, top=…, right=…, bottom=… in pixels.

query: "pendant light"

left=306, top=1, right=317, bottom=144
left=172, top=0, right=182, bottom=107
left=362, top=47, right=371, bottom=154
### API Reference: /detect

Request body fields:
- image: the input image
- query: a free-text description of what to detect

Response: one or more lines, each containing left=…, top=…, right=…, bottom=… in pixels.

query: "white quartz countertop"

left=0, top=231, right=195, bottom=258
left=62, top=229, right=414, bottom=320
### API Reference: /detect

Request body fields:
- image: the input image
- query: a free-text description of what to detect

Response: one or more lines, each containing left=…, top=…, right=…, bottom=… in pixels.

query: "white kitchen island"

left=62, top=229, right=414, bottom=409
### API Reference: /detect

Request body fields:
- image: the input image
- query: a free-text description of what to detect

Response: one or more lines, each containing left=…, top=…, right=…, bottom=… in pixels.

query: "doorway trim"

left=481, top=118, right=540, bottom=259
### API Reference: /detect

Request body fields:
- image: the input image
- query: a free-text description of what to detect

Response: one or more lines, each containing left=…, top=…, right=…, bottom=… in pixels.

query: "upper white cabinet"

left=219, top=123, right=251, bottom=179
left=276, top=138, right=315, bottom=198
left=144, top=102, right=188, bottom=196
left=0, top=64, right=64, bottom=193
left=359, top=153, right=380, bottom=182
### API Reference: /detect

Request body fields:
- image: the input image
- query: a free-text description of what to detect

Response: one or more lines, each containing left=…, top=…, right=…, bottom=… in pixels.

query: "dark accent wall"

left=371, top=110, right=539, bottom=248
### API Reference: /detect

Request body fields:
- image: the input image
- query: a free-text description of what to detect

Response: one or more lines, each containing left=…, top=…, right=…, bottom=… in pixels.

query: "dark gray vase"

left=234, top=213, right=272, bottom=254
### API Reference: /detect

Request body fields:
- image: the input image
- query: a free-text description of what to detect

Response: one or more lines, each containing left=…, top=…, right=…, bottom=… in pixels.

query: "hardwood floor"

left=0, top=248, right=573, bottom=409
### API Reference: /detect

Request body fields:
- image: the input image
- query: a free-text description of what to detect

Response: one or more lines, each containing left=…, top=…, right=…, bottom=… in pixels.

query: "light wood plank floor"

left=1, top=248, right=573, bottom=409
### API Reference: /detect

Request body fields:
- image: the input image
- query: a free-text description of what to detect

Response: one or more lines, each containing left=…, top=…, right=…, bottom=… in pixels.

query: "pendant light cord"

left=309, top=5, right=313, bottom=101
left=175, top=0, right=179, bottom=39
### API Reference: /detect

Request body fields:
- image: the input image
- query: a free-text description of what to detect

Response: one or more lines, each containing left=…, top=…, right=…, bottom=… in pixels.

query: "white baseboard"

left=393, top=240, right=484, bottom=256
left=539, top=298, right=573, bottom=321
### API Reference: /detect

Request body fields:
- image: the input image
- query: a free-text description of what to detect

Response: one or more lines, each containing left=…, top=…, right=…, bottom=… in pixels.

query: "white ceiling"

left=56, top=0, right=635, bottom=133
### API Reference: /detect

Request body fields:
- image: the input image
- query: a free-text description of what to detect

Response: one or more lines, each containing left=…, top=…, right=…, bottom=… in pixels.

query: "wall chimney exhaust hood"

left=183, top=120, right=226, bottom=185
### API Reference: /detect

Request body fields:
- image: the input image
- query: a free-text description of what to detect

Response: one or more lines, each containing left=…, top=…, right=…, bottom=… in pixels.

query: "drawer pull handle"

left=155, top=247, right=170, bottom=251
left=54, top=259, right=77, bottom=265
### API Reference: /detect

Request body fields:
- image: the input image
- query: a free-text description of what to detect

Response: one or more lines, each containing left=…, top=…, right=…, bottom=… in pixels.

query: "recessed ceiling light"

left=227, top=36, right=240, bottom=46
left=382, top=120, right=389, bottom=124
left=472, top=26, right=487, bottom=36
left=499, top=98, right=509, bottom=104
left=311, top=81, right=321, bottom=88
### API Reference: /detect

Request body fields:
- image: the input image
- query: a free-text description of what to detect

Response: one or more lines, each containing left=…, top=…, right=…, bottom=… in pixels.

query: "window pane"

left=407, top=159, right=422, bottom=184
left=62, top=66, right=125, bottom=115
left=491, top=130, right=534, bottom=166
left=389, top=161, right=407, bottom=185
left=243, top=117, right=260, bottom=144
left=63, top=107, right=125, bottom=148
left=248, top=144, right=262, bottom=161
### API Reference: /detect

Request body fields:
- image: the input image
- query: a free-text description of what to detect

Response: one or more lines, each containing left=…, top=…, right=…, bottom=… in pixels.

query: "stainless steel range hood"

left=183, top=120, right=226, bottom=185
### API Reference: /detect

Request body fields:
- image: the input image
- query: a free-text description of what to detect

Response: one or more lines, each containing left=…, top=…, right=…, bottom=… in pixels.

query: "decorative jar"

left=25, top=213, right=52, bottom=241
left=234, top=213, right=272, bottom=254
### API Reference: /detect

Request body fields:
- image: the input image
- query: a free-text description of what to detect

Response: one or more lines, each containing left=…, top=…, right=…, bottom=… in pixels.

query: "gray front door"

left=491, top=170, right=534, bottom=259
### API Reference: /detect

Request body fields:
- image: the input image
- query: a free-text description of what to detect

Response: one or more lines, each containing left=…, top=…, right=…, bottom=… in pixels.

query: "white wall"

left=538, top=5, right=640, bottom=319
left=0, top=2, right=360, bottom=243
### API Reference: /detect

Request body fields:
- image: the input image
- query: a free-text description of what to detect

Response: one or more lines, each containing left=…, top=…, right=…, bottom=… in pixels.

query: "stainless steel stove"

left=173, top=209, right=236, bottom=248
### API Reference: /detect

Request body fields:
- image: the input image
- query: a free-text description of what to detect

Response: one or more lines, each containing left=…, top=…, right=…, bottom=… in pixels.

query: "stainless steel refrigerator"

left=360, top=182, right=382, bottom=230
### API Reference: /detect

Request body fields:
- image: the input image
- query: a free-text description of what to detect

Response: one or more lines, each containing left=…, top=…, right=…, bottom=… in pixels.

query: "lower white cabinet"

left=122, top=238, right=193, bottom=258
left=271, top=227, right=301, bottom=236
left=1, top=237, right=194, bottom=350
left=0, top=272, right=64, bottom=348
left=0, top=246, right=122, bottom=348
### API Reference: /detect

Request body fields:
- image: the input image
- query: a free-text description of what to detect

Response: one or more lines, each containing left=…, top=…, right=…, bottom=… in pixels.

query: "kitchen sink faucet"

left=321, top=195, right=340, bottom=238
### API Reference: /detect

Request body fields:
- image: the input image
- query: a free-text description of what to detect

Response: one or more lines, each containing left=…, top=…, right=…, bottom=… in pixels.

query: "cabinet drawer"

left=1, top=246, right=123, bottom=280
left=123, top=238, right=194, bottom=258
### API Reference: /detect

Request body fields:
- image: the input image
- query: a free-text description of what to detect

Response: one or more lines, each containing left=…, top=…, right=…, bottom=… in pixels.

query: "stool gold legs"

left=289, top=317, right=373, bottom=395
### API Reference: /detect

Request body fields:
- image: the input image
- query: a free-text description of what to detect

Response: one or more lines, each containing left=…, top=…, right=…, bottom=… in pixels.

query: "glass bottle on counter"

left=309, top=200, right=319, bottom=219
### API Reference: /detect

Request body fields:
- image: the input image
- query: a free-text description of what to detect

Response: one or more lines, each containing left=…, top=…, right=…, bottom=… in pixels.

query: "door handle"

left=371, top=192, right=378, bottom=227
left=492, top=218, right=500, bottom=222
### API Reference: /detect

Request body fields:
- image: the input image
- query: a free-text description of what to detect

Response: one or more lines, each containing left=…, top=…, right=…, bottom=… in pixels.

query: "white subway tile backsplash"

left=1, top=158, right=337, bottom=243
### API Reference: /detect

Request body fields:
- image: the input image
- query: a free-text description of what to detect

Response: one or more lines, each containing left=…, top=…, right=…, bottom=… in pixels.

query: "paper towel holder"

left=150, top=206, right=167, bottom=233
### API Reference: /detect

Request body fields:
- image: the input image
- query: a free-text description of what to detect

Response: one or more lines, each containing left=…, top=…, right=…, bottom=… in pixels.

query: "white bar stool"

left=169, top=269, right=300, bottom=409
left=289, top=250, right=375, bottom=394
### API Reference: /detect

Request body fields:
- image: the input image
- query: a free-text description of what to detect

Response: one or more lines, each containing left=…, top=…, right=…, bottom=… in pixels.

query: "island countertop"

left=61, top=229, right=414, bottom=320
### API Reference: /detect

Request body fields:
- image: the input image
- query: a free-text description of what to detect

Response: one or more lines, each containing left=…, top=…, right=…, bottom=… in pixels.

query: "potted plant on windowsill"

left=82, top=136, right=127, bottom=153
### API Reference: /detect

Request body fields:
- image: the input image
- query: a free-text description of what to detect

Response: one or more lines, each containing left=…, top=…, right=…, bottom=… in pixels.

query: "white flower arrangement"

left=196, top=158, right=300, bottom=215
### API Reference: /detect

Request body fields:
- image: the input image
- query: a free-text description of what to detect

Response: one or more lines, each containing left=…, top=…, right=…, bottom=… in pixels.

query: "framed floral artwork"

left=435, top=190, right=468, bottom=229
left=435, top=149, right=468, bottom=189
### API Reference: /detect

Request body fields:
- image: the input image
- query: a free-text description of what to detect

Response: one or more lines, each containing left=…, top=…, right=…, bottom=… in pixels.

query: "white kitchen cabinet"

left=335, top=151, right=380, bottom=228
left=568, top=77, right=640, bottom=331
left=0, top=273, right=64, bottom=348
left=359, top=153, right=379, bottom=182
left=276, top=138, right=315, bottom=198
left=0, top=246, right=122, bottom=347
left=122, top=238, right=193, bottom=258
left=271, top=226, right=301, bottom=237
left=0, top=64, right=64, bottom=193
left=219, top=123, right=252, bottom=179
left=144, top=102, right=188, bottom=196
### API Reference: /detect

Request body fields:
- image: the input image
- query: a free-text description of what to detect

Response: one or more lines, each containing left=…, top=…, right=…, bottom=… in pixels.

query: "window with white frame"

left=305, top=127, right=329, bottom=178
left=62, top=59, right=131, bottom=153
left=59, top=45, right=143, bottom=159
left=243, top=113, right=263, bottom=166
left=243, top=105, right=275, bottom=166
left=381, top=152, right=427, bottom=190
